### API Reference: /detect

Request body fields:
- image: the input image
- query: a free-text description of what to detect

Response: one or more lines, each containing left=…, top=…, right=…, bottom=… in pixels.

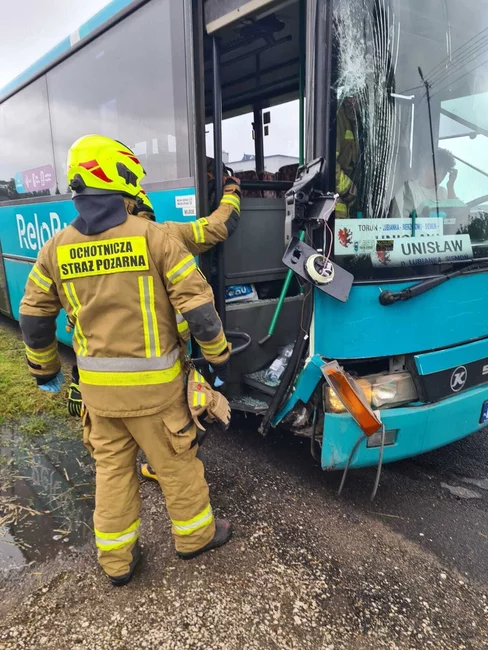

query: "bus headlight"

left=325, top=371, right=417, bottom=413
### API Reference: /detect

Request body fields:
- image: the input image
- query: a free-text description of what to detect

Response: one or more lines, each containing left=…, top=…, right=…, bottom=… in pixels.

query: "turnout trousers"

left=82, top=391, right=215, bottom=577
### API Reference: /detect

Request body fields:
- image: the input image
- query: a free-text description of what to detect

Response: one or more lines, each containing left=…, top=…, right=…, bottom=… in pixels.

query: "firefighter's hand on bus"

left=38, top=370, right=65, bottom=393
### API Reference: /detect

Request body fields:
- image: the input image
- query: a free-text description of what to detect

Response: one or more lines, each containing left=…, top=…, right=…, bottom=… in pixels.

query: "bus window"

left=204, top=0, right=301, bottom=198
left=206, top=111, right=254, bottom=171
left=223, top=111, right=255, bottom=176
left=263, top=99, right=300, bottom=182
left=47, top=0, right=190, bottom=193
left=206, top=111, right=266, bottom=196
left=331, top=0, right=488, bottom=280
left=0, top=78, right=56, bottom=202
left=206, top=102, right=300, bottom=196
left=439, top=95, right=488, bottom=207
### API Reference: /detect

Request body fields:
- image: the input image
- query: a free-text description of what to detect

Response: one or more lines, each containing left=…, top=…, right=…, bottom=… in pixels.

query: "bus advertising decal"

left=0, top=200, right=76, bottom=258
left=335, top=218, right=443, bottom=255
left=14, top=165, right=56, bottom=194
left=0, top=188, right=197, bottom=258
left=371, top=235, right=473, bottom=267
left=16, top=210, right=71, bottom=253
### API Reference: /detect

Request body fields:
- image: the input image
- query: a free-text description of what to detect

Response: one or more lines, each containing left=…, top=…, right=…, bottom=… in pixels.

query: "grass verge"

left=0, top=321, right=75, bottom=426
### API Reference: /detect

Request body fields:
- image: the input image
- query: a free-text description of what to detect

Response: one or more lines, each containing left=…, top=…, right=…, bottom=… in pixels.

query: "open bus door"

left=197, top=0, right=352, bottom=433
left=199, top=0, right=308, bottom=422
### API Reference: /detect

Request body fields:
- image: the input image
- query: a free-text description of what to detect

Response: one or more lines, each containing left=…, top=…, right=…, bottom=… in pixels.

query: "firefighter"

left=335, top=97, right=360, bottom=218
left=19, top=135, right=241, bottom=586
left=67, top=170, right=242, bottom=482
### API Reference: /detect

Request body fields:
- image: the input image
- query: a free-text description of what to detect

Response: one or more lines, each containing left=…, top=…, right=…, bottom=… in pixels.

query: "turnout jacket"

left=152, top=178, right=240, bottom=342
left=19, top=181, right=240, bottom=417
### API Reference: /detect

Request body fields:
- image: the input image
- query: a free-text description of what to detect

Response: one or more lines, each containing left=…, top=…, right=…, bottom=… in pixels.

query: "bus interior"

left=204, top=1, right=304, bottom=413
left=202, top=0, right=307, bottom=414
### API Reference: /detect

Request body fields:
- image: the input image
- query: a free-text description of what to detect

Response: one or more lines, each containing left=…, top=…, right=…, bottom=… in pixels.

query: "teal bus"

left=0, top=0, right=487, bottom=476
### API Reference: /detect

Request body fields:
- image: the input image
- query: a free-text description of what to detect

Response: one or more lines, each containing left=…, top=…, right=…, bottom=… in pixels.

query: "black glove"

left=210, top=360, right=230, bottom=389
left=68, top=365, right=83, bottom=418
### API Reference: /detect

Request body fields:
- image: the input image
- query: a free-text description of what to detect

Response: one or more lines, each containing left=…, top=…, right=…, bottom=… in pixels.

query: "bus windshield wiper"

left=379, top=259, right=488, bottom=306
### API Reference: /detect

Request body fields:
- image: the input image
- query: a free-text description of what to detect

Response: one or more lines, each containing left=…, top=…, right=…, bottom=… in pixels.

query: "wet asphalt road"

left=4, top=413, right=488, bottom=650
left=2, top=318, right=488, bottom=648
left=235, top=417, right=488, bottom=585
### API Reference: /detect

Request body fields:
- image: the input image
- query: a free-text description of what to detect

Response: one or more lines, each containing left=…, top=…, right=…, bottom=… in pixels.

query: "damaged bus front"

left=269, top=0, right=488, bottom=472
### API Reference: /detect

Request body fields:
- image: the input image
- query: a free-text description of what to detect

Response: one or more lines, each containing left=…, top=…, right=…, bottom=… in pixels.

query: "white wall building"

left=228, top=153, right=299, bottom=174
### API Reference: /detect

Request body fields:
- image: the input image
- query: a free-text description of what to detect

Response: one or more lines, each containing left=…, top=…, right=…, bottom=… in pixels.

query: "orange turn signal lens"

left=322, top=361, right=382, bottom=436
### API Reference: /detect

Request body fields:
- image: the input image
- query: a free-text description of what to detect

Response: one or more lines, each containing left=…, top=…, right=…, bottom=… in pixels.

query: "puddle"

left=459, top=477, right=488, bottom=491
left=0, top=423, right=94, bottom=573
left=440, top=482, right=482, bottom=500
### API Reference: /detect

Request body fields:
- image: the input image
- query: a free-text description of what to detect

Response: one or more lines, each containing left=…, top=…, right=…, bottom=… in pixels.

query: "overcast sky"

left=0, top=0, right=112, bottom=89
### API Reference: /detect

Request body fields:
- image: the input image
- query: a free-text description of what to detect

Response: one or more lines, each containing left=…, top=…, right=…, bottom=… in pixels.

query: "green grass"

left=18, top=416, right=50, bottom=436
left=0, top=324, right=74, bottom=423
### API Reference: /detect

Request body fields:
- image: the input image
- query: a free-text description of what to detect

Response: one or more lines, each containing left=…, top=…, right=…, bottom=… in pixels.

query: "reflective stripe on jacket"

left=19, top=188, right=239, bottom=417
left=137, top=179, right=241, bottom=342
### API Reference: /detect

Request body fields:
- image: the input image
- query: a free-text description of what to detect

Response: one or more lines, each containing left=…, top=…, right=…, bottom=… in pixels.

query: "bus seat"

left=234, top=170, right=262, bottom=197
left=258, top=171, right=278, bottom=198
left=277, top=164, right=299, bottom=197
left=277, top=163, right=299, bottom=182
left=234, top=170, right=278, bottom=198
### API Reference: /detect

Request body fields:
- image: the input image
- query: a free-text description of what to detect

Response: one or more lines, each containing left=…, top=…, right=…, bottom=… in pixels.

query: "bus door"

left=201, top=0, right=306, bottom=414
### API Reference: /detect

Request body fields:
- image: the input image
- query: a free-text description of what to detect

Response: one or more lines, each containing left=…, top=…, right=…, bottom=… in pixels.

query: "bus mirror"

left=321, top=361, right=382, bottom=436
left=282, top=237, right=353, bottom=302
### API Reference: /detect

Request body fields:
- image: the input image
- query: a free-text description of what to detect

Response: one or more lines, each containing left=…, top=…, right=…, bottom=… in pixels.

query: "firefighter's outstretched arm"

left=155, top=233, right=229, bottom=369
left=164, top=177, right=241, bottom=255
left=19, top=246, right=63, bottom=391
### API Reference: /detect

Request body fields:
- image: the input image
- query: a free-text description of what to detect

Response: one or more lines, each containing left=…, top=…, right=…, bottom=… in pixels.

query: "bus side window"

left=206, top=112, right=263, bottom=197
left=47, top=0, right=190, bottom=193
left=0, top=78, right=56, bottom=202
left=206, top=100, right=300, bottom=198
left=263, top=99, right=300, bottom=188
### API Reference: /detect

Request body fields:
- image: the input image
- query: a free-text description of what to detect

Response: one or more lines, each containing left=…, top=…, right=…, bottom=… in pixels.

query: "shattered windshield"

left=331, top=0, right=488, bottom=279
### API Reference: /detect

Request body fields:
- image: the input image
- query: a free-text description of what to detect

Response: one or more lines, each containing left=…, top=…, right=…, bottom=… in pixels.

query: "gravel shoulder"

left=1, top=423, right=487, bottom=650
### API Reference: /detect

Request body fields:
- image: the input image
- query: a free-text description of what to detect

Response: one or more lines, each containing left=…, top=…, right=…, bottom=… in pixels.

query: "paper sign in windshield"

left=335, top=218, right=442, bottom=255
left=371, top=234, right=473, bottom=267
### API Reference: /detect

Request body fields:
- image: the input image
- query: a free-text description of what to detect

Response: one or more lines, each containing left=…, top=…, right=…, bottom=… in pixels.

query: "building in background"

left=227, top=153, right=299, bottom=174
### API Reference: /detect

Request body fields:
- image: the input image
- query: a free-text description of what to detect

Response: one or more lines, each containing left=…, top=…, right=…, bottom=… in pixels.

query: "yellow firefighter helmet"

left=67, top=134, right=147, bottom=200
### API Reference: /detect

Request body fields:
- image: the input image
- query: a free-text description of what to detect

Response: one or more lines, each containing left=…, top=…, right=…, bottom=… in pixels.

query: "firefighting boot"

left=141, top=463, right=158, bottom=481
left=177, top=519, right=232, bottom=560
left=109, top=541, right=142, bottom=587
